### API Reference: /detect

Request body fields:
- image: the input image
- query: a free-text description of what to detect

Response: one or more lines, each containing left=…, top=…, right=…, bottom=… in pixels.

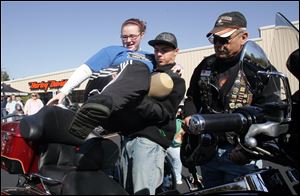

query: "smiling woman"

left=120, top=18, right=147, bottom=51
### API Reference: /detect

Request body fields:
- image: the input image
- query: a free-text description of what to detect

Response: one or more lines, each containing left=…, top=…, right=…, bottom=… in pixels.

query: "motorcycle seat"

left=38, top=137, right=120, bottom=195
left=20, top=106, right=84, bottom=145
left=19, top=106, right=108, bottom=195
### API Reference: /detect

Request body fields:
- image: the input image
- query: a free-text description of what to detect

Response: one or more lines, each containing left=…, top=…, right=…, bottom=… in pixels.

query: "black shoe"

left=69, top=95, right=112, bottom=139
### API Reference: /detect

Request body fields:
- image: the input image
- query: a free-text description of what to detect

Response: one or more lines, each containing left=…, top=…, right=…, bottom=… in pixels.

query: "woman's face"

left=121, top=24, right=144, bottom=51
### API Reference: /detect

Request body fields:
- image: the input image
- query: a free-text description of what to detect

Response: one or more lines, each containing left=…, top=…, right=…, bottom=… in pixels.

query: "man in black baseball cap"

left=207, top=11, right=247, bottom=39
left=148, top=32, right=178, bottom=49
left=120, top=32, right=185, bottom=194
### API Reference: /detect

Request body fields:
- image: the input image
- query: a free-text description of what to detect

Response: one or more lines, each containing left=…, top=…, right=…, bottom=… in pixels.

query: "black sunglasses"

left=208, top=30, right=243, bottom=45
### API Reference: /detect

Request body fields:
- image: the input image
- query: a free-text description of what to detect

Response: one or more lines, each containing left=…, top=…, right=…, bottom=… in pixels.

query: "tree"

left=1, top=70, right=10, bottom=82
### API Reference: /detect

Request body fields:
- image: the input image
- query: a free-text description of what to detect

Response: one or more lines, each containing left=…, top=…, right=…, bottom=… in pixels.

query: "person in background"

left=182, top=11, right=280, bottom=188
left=1, top=95, right=8, bottom=118
left=24, top=93, right=44, bottom=115
left=16, top=96, right=24, bottom=109
left=12, top=103, right=24, bottom=115
left=5, top=94, right=17, bottom=114
left=166, top=112, right=185, bottom=185
left=11, top=103, right=24, bottom=121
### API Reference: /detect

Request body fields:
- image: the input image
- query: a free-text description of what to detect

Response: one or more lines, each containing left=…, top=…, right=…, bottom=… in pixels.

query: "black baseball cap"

left=206, top=11, right=247, bottom=37
left=148, top=32, right=178, bottom=48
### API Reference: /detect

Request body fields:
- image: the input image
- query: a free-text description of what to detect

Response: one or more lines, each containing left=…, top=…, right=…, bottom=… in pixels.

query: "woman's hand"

left=46, top=92, right=67, bottom=106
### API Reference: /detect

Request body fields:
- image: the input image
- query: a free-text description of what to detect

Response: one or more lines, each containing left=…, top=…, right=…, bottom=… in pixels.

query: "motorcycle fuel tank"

left=1, top=121, right=39, bottom=174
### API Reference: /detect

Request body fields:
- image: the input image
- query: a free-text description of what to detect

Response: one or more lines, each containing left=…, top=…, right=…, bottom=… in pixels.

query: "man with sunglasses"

left=182, top=11, right=280, bottom=188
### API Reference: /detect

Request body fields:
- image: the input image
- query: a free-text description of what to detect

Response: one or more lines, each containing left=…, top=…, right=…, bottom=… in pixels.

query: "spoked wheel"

left=156, top=154, right=177, bottom=194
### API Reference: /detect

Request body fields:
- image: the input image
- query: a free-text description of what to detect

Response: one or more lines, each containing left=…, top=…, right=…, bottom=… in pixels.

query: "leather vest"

left=198, top=56, right=253, bottom=114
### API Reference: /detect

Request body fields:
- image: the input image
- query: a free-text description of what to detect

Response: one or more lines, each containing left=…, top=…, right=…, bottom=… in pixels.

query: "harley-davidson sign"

left=29, top=79, right=68, bottom=91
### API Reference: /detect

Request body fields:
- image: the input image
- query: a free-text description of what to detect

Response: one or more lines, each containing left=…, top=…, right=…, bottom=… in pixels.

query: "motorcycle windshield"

left=275, top=12, right=299, bottom=34
left=270, top=12, right=299, bottom=66
left=270, top=12, right=299, bottom=93
left=238, top=12, right=299, bottom=122
left=269, top=12, right=299, bottom=101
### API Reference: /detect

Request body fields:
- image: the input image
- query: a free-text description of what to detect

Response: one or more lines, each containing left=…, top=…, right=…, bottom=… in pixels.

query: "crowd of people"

left=2, top=10, right=296, bottom=195
left=1, top=93, right=44, bottom=119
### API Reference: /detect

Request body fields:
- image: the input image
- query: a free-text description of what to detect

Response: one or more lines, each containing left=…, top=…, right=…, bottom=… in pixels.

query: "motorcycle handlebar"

left=187, top=105, right=266, bottom=135
left=188, top=113, right=249, bottom=135
left=187, top=105, right=289, bottom=149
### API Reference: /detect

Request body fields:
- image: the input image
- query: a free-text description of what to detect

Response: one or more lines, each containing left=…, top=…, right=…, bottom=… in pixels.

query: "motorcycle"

left=1, top=73, right=181, bottom=196
left=1, top=95, right=178, bottom=195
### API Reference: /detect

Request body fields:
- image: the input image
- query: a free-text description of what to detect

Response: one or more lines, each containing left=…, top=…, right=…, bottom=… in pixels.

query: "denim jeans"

left=200, top=144, right=259, bottom=188
left=166, top=146, right=182, bottom=183
left=121, top=137, right=166, bottom=195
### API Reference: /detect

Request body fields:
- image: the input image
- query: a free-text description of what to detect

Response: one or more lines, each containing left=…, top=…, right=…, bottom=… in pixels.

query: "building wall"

left=3, top=21, right=299, bottom=97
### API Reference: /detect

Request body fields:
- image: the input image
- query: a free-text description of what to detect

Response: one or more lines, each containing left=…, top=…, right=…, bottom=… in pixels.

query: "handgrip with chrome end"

left=188, top=113, right=248, bottom=135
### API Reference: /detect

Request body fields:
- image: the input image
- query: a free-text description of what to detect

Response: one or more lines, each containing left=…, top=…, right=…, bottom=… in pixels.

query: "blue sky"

left=1, top=1, right=299, bottom=80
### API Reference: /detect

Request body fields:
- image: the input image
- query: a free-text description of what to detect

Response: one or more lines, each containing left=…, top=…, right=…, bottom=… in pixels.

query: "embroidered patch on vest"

left=228, top=70, right=253, bottom=110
